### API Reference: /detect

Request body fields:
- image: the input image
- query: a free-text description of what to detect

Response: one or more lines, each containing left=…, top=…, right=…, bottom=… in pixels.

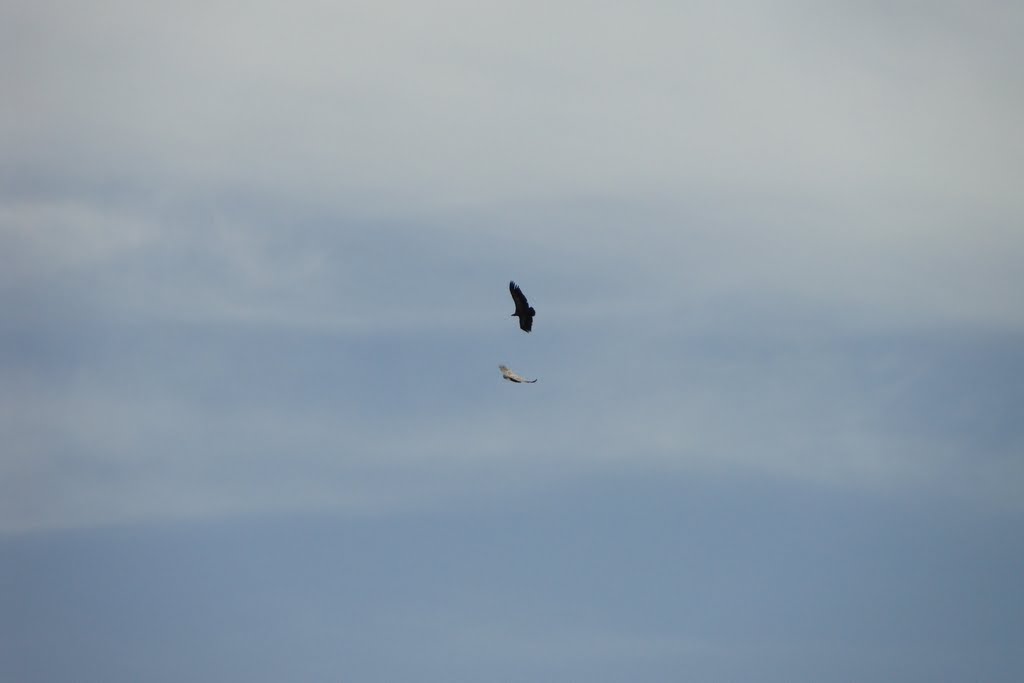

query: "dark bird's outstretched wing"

left=509, top=281, right=535, bottom=332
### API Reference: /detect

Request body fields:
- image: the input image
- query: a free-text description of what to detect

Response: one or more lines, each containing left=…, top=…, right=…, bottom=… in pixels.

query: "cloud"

left=3, top=1, right=1023, bottom=531
left=6, top=1, right=1022, bottom=206
left=8, top=1, right=1023, bottom=332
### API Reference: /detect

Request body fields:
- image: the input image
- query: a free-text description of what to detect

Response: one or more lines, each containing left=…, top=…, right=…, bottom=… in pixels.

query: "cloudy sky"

left=3, top=1, right=1023, bottom=680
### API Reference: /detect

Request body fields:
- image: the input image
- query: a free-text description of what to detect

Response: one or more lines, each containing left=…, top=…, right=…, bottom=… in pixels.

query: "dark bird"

left=509, top=280, right=535, bottom=332
left=499, top=365, right=537, bottom=383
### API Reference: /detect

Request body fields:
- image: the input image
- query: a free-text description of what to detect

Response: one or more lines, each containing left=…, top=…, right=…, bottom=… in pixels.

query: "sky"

left=2, top=1, right=1023, bottom=680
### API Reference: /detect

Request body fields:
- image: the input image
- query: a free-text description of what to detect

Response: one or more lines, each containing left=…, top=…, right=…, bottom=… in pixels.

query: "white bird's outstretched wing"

left=499, top=365, right=537, bottom=383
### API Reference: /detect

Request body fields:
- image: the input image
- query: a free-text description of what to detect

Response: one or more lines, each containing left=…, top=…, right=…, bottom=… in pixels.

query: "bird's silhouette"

left=509, top=281, right=535, bottom=332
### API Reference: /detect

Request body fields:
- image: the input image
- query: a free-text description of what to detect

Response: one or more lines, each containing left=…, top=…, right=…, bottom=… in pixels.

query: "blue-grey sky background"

left=3, top=1, right=1023, bottom=681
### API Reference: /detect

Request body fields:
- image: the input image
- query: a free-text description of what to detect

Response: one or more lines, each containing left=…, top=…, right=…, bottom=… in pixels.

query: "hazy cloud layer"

left=3, top=3, right=1023, bottom=679
left=4, top=0, right=1024, bottom=531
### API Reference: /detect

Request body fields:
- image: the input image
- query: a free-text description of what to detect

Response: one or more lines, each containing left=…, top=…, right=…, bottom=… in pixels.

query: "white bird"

left=499, top=365, right=537, bottom=383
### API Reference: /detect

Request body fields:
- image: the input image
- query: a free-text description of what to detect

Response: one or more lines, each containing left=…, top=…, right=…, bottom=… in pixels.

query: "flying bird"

left=499, top=365, right=537, bottom=383
left=509, top=280, right=535, bottom=332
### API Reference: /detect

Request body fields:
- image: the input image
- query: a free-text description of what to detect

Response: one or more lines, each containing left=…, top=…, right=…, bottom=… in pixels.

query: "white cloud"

left=3, top=1, right=1023, bottom=531
left=0, top=200, right=159, bottom=285
left=6, top=1, right=1021, bottom=205
left=6, top=1, right=1022, bottom=328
